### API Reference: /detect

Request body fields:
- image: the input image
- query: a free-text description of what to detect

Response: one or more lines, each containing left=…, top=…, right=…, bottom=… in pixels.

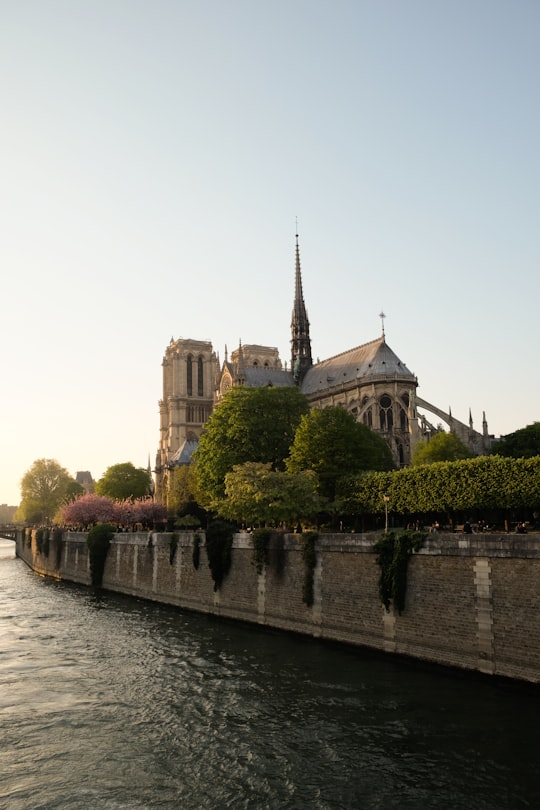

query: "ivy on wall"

left=251, top=528, right=272, bottom=575
left=52, top=528, right=64, bottom=570
left=35, top=528, right=50, bottom=557
left=374, top=530, right=425, bottom=614
left=205, top=520, right=234, bottom=591
left=87, top=523, right=115, bottom=588
left=169, top=533, right=179, bottom=565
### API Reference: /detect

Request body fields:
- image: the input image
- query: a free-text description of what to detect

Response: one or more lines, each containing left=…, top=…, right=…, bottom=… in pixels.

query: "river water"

left=1, top=539, right=539, bottom=809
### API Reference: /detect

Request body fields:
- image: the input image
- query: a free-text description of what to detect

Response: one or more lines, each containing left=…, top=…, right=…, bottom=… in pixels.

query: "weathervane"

left=379, top=310, right=386, bottom=337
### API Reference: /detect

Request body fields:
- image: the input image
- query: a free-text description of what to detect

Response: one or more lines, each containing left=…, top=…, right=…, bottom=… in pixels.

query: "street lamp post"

left=383, top=493, right=390, bottom=533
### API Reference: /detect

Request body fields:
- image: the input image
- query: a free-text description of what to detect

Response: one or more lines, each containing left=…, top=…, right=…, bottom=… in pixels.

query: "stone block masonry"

left=15, top=529, right=540, bottom=684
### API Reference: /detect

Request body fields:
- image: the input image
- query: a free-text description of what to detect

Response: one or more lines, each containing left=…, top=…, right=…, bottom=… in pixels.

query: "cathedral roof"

left=242, top=367, right=294, bottom=387
left=300, top=336, right=416, bottom=395
left=169, top=438, right=199, bottom=466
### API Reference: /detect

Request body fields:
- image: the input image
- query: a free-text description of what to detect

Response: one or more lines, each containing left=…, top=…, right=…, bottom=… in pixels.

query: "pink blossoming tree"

left=58, top=494, right=167, bottom=530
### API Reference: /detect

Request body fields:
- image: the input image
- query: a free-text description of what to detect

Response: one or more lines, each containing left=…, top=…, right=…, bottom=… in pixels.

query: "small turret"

left=235, top=339, right=246, bottom=385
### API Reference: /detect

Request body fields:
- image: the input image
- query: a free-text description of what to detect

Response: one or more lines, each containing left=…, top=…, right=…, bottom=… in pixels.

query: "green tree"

left=411, top=432, right=473, bottom=465
left=95, top=462, right=152, bottom=500
left=193, top=386, right=309, bottom=508
left=339, top=456, right=540, bottom=525
left=491, top=422, right=540, bottom=459
left=167, top=464, right=200, bottom=512
left=19, top=459, right=82, bottom=524
left=220, top=461, right=319, bottom=526
left=286, top=406, right=394, bottom=503
left=166, top=464, right=206, bottom=528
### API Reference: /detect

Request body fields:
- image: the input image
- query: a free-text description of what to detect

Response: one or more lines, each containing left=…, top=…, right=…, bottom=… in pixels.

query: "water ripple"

left=0, top=547, right=539, bottom=809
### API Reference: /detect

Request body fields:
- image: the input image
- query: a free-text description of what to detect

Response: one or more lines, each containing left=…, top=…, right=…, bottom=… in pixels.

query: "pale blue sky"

left=1, top=1, right=539, bottom=505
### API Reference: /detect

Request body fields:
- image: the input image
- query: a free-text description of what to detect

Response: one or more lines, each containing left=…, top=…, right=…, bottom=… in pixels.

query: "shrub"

left=175, top=514, right=201, bottom=529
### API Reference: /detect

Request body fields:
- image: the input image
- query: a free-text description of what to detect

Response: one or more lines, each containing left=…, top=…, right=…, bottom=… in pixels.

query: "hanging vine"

left=374, top=529, right=425, bottom=614
left=205, top=520, right=234, bottom=591
left=169, top=532, right=179, bottom=565
left=251, top=528, right=272, bottom=575
left=53, top=528, right=64, bottom=570
left=35, top=528, right=50, bottom=556
left=87, top=523, right=115, bottom=588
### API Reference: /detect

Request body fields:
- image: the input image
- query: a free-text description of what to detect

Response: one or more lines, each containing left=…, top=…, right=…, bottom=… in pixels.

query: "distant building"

left=75, top=471, right=94, bottom=493
left=0, top=504, right=17, bottom=523
left=155, top=235, right=492, bottom=499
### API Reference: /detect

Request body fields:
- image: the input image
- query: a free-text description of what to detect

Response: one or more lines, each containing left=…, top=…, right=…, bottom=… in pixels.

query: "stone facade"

left=17, top=530, right=540, bottom=684
left=156, top=338, right=220, bottom=498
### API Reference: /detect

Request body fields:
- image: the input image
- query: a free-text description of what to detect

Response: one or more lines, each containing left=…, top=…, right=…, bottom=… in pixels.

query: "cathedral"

left=155, top=235, right=492, bottom=499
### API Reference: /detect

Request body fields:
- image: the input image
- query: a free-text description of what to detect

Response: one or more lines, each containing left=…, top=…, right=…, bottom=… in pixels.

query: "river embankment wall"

left=15, top=530, right=540, bottom=684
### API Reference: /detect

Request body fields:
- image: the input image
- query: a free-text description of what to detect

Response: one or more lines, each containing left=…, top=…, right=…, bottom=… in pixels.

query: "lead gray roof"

left=300, top=336, right=415, bottom=395
left=241, top=367, right=295, bottom=388
left=169, top=438, right=199, bottom=466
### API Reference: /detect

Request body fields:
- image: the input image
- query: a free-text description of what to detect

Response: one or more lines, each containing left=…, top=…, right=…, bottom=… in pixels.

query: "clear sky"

left=1, top=1, right=539, bottom=506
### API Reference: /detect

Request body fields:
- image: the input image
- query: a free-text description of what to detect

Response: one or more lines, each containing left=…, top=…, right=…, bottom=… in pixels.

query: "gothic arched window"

left=198, top=356, right=204, bottom=396
left=187, top=355, right=193, bottom=397
left=379, top=394, right=393, bottom=430
left=361, top=396, right=372, bottom=427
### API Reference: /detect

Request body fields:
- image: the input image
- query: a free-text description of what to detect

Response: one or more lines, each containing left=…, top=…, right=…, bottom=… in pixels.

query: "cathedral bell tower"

left=290, top=232, right=313, bottom=384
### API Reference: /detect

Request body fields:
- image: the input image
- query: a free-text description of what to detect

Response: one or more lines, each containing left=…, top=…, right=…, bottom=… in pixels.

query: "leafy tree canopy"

left=491, top=422, right=540, bottom=459
left=411, top=431, right=473, bottom=466
left=220, top=461, right=319, bottom=526
left=286, top=406, right=394, bottom=503
left=19, top=458, right=82, bottom=524
left=193, top=386, right=309, bottom=507
left=338, top=455, right=540, bottom=520
left=166, top=464, right=200, bottom=513
left=95, top=462, right=152, bottom=500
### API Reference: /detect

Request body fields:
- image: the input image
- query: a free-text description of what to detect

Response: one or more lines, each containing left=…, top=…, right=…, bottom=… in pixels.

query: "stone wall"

left=15, top=529, right=540, bottom=684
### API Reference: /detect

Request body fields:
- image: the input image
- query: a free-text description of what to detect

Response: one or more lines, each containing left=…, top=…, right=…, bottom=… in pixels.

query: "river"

left=1, top=539, right=539, bottom=809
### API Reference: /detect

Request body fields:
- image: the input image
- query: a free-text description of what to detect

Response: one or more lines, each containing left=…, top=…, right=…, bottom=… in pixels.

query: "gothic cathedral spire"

left=290, top=230, right=313, bottom=384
